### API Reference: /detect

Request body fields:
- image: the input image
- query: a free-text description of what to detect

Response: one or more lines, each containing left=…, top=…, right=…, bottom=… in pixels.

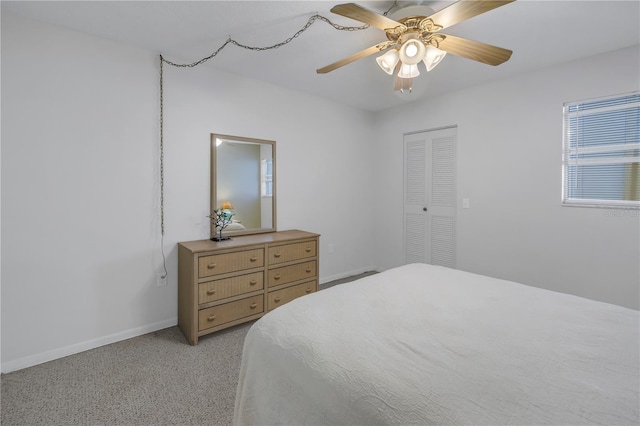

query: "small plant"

left=209, top=208, right=234, bottom=241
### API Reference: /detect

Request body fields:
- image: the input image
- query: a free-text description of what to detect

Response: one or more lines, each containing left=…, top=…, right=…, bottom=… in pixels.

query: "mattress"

left=234, top=263, right=639, bottom=425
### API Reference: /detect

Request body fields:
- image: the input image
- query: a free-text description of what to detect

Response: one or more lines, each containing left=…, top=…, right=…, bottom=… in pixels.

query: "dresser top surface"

left=178, top=229, right=320, bottom=253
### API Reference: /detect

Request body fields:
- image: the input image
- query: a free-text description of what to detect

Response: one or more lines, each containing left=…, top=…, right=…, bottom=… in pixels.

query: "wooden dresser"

left=178, top=230, right=320, bottom=345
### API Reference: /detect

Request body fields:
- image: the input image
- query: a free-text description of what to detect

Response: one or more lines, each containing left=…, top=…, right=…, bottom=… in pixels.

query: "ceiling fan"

left=317, top=1, right=515, bottom=92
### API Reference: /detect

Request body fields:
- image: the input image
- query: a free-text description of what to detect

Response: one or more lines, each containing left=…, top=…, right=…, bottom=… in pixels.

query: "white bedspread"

left=234, top=263, right=639, bottom=425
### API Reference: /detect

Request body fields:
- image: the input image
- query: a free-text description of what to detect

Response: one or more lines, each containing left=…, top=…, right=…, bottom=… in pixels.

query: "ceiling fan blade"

left=437, top=34, right=512, bottom=66
left=393, top=62, right=412, bottom=92
left=394, top=76, right=413, bottom=92
left=317, top=42, right=394, bottom=74
left=393, top=62, right=403, bottom=91
left=425, top=1, right=515, bottom=32
left=331, top=3, right=404, bottom=31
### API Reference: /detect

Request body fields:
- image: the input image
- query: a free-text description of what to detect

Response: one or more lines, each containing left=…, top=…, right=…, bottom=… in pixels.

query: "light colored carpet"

left=1, top=271, right=376, bottom=426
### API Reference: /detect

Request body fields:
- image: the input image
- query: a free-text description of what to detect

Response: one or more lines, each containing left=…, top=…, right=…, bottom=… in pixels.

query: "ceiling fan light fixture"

left=376, top=49, right=400, bottom=75
left=397, top=63, right=420, bottom=79
left=399, top=39, right=426, bottom=65
left=423, top=45, right=447, bottom=72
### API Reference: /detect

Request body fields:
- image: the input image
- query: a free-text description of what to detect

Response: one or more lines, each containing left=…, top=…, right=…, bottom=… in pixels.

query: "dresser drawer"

left=199, top=272, right=264, bottom=304
left=198, top=248, right=264, bottom=278
left=198, top=295, right=264, bottom=331
left=267, top=280, right=317, bottom=311
left=268, top=260, right=317, bottom=288
left=268, top=240, right=317, bottom=265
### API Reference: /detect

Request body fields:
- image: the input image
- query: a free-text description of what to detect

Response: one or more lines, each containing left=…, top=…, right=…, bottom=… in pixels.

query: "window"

left=562, top=92, right=640, bottom=208
left=261, top=158, right=273, bottom=197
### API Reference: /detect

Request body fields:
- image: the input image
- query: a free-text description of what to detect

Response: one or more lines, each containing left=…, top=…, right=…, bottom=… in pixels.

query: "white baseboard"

left=2, top=267, right=385, bottom=373
left=1, top=318, right=177, bottom=373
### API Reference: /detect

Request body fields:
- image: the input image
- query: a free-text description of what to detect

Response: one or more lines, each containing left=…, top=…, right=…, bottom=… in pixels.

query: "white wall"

left=372, top=45, right=640, bottom=309
left=1, top=13, right=376, bottom=372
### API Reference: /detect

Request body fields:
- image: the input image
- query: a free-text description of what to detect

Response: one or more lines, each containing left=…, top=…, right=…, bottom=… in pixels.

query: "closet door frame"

left=403, top=126, right=457, bottom=267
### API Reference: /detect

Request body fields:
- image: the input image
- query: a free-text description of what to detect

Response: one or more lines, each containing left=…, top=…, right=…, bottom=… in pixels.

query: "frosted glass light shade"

left=399, top=39, right=426, bottom=65
left=397, top=63, right=420, bottom=79
left=376, top=49, right=400, bottom=75
left=423, top=45, right=447, bottom=71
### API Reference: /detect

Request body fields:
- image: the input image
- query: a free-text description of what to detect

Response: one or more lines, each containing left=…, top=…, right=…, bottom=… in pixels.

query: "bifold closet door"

left=403, top=127, right=457, bottom=268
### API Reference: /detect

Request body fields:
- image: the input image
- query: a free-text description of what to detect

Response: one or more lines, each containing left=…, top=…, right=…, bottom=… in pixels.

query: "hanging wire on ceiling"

left=161, top=15, right=368, bottom=68
left=156, top=10, right=381, bottom=277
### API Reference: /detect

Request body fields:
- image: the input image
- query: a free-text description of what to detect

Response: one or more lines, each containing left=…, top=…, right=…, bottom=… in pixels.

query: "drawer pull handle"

left=274, top=275, right=281, bottom=280
left=207, top=289, right=216, bottom=295
left=305, top=247, right=311, bottom=252
left=306, top=268, right=311, bottom=273
left=207, top=315, right=216, bottom=322
left=250, top=257, right=258, bottom=262
left=207, top=264, right=216, bottom=269
left=249, top=280, right=257, bottom=285
left=274, top=252, right=281, bottom=258
left=274, top=297, right=281, bottom=303
left=250, top=303, right=258, bottom=309
left=306, top=288, right=312, bottom=293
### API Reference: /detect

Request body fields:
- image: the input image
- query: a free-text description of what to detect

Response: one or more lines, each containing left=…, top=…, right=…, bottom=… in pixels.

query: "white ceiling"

left=3, top=0, right=639, bottom=112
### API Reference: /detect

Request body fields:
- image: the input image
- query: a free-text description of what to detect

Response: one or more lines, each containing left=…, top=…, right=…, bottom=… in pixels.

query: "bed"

left=234, top=263, right=639, bottom=425
left=225, top=221, right=246, bottom=231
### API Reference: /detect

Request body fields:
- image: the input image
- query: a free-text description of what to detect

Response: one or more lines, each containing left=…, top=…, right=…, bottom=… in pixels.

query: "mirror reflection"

left=211, top=134, right=276, bottom=238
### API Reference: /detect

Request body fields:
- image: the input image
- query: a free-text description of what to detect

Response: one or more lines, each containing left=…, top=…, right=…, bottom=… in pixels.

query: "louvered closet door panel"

left=404, top=134, right=430, bottom=263
left=405, top=140, right=427, bottom=205
left=431, top=216, right=456, bottom=268
left=405, top=212, right=427, bottom=264
left=432, top=136, right=456, bottom=208
left=430, top=132, right=457, bottom=267
left=404, top=127, right=457, bottom=267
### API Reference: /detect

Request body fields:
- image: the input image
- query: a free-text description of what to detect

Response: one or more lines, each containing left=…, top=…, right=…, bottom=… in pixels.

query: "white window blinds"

left=261, top=158, right=273, bottom=197
left=562, top=92, right=640, bottom=208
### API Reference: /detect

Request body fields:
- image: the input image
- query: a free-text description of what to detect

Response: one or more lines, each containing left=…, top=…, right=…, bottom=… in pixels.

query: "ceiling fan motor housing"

left=385, top=4, right=436, bottom=46
left=388, top=4, right=435, bottom=22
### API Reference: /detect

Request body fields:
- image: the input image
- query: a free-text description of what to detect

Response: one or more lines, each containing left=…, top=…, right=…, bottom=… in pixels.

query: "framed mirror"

left=210, top=134, right=276, bottom=239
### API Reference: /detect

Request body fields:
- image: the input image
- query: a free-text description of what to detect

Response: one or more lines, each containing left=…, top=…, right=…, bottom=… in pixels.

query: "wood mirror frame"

left=210, top=134, right=276, bottom=239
